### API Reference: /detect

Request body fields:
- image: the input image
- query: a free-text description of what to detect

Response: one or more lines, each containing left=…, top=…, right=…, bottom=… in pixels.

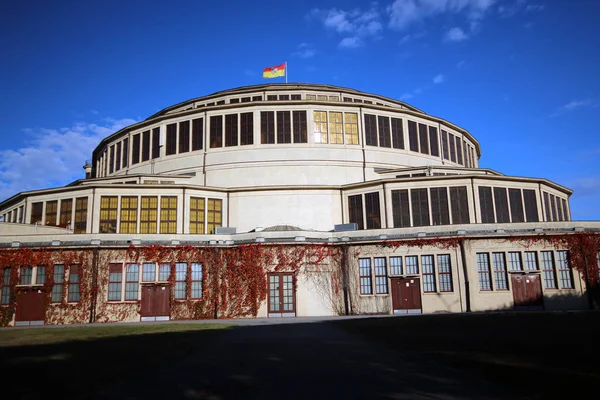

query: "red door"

left=15, top=290, right=46, bottom=326
left=512, top=274, right=543, bottom=310
left=140, top=285, right=171, bottom=321
left=391, top=277, right=422, bottom=314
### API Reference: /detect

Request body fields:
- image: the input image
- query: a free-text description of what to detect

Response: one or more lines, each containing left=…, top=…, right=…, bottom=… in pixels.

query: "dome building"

left=0, top=83, right=596, bottom=326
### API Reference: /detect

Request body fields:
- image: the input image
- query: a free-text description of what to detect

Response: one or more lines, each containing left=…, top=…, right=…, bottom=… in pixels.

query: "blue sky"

left=1, top=0, right=599, bottom=219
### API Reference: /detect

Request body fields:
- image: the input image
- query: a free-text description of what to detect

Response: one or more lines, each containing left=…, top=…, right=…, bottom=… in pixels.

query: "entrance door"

left=140, top=285, right=171, bottom=321
left=391, top=277, right=422, bottom=314
left=511, top=274, right=543, bottom=310
left=15, top=290, right=46, bottom=326
left=268, top=273, right=295, bottom=317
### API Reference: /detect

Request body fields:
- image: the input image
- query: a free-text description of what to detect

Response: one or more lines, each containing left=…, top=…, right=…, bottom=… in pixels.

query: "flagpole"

left=285, top=61, right=288, bottom=83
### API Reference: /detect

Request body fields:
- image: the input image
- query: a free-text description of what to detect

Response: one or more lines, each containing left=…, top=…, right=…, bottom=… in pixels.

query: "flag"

left=263, top=63, right=286, bottom=78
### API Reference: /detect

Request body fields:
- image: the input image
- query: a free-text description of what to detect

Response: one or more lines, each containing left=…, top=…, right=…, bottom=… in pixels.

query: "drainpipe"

left=459, top=238, right=471, bottom=312
left=89, top=248, right=99, bottom=323
left=340, top=245, right=351, bottom=315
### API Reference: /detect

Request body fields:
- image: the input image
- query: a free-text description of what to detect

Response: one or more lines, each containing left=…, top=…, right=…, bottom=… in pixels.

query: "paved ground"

left=96, top=319, right=518, bottom=400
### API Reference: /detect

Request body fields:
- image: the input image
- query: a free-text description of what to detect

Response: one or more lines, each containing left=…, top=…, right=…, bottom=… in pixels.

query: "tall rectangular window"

left=210, top=115, right=223, bottom=148
left=561, top=199, right=569, bottom=221
left=543, top=192, right=551, bottom=221
left=456, top=137, right=463, bottom=165
left=152, top=128, right=160, bottom=159
left=132, top=134, right=141, bottom=164
left=108, top=264, right=122, bottom=301
left=192, top=118, right=203, bottom=150
left=277, top=111, right=291, bottom=144
left=550, top=194, right=558, bottom=222
left=377, top=116, right=391, bottom=148
left=348, top=194, right=364, bottom=230
left=222, top=114, right=238, bottom=148
left=556, top=251, right=573, bottom=289
left=392, top=189, right=411, bottom=228
left=109, top=145, right=115, bottom=173
left=411, top=188, right=430, bottom=227
left=20, top=266, right=32, bottom=285
left=175, top=263, right=187, bottom=299
left=437, top=255, right=453, bottom=292
left=479, top=186, right=494, bottom=223
left=261, top=111, right=275, bottom=144
left=293, top=111, right=307, bottom=143
left=125, top=264, right=139, bottom=301
left=313, top=111, right=328, bottom=143
left=140, top=196, right=158, bottom=234
left=408, top=120, right=419, bottom=152
left=328, top=112, right=343, bottom=144
left=508, top=252, right=523, bottom=271
left=390, top=117, right=404, bottom=149
left=45, top=200, right=57, bottom=226
left=1, top=268, right=10, bottom=305
left=179, top=121, right=190, bottom=153
left=141, top=130, right=151, bottom=162
left=68, top=265, right=80, bottom=302
left=207, top=198, right=222, bottom=234
left=364, top=114, right=377, bottom=146
left=36, top=265, right=46, bottom=285
left=523, top=189, right=539, bottom=222
left=418, top=124, right=429, bottom=154
left=493, top=187, right=510, bottom=223
left=142, top=263, right=155, bottom=282
left=115, top=142, right=121, bottom=171
left=556, top=197, right=565, bottom=221
left=160, top=196, right=177, bottom=234
left=441, top=130, right=449, bottom=160
left=60, top=199, right=72, bottom=227
left=31, top=202, right=43, bottom=224
left=122, top=137, right=129, bottom=168
left=430, top=187, right=449, bottom=225
left=390, top=256, right=402, bottom=275
left=509, top=189, right=524, bottom=223
left=52, top=265, right=64, bottom=302
left=159, top=264, right=170, bottom=281
left=541, top=251, right=557, bottom=289
left=449, top=134, right=456, bottom=162
left=166, top=124, right=177, bottom=155
left=450, top=186, right=470, bottom=224
left=119, top=196, right=138, bottom=234
left=191, top=263, right=203, bottom=298
left=359, top=258, right=372, bottom=295
left=240, top=113, right=253, bottom=145
left=374, top=258, right=388, bottom=294
left=524, top=251, right=538, bottom=271
left=492, top=252, right=508, bottom=290
left=429, top=127, right=439, bottom=157
left=344, top=113, right=358, bottom=145
left=364, top=192, right=381, bottom=229
left=99, top=196, right=118, bottom=233
left=477, top=253, right=492, bottom=291
left=422, top=255, right=436, bottom=292
left=74, top=197, right=87, bottom=233
left=190, top=197, right=205, bottom=234
left=405, top=256, right=419, bottom=274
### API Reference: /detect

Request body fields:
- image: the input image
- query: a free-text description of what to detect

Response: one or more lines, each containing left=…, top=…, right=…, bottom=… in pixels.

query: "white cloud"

left=308, top=6, right=383, bottom=49
left=525, top=4, right=545, bottom=12
left=456, top=60, right=467, bottom=68
left=399, top=92, right=414, bottom=100
left=292, top=43, right=316, bottom=59
left=0, top=118, right=137, bottom=202
left=445, top=27, right=469, bottom=41
left=387, top=0, right=496, bottom=30
left=563, top=99, right=596, bottom=110
left=433, top=74, right=445, bottom=84
left=339, top=37, right=363, bottom=49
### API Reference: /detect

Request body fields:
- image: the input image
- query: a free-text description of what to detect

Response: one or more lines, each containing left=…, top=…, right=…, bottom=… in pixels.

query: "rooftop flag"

left=263, top=63, right=286, bottom=79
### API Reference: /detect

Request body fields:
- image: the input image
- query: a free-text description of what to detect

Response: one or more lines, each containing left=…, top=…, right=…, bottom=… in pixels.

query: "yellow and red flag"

left=263, top=63, right=286, bottom=78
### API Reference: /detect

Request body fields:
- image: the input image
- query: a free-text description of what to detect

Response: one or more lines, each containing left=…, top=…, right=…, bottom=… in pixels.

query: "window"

left=344, top=113, right=359, bottom=145
left=456, top=137, right=463, bottom=165
left=230, top=98, right=239, bottom=104
left=348, top=194, right=364, bottom=230
left=191, top=263, right=203, bottom=298
left=267, top=95, right=277, bottom=101
left=549, top=194, right=558, bottom=222
left=59, top=199, right=72, bottom=227
left=330, top=112, right=343, bottom=144
left=52, top=264, right=65, bottom=302
left=142, top=263, right=155, bottom=282
left=508, top=252, right=523, bottom=271
left=240, top=113, right=253, bottom=145
left=430, top=187, right=450, bottom=226
left=261, top=111, right=275, bottom=144
left=524, top=251, right=538, bottom=271
left=125, top=264, right=139, bottom=301
left=392, top=189, right=410, bottom=228
left=422, top=255, right=436, bottom=292
left=391, top=118, right=404, bottom=149
left=523, top=189, right=539, bottom=222
left=290, top=94, right=301, bottom=100
left=556, top=251, right=574, bottom=289
left=293, top=111, right=307, bottom=143
left=374, top=258, right=388, bottom=294
left=122, top=138, right=129, bottom=168
left=418, top=124, right=429, bottom=154
left=152, top=128, right=160, bottom=159
left=166, top=123, right=177, bottom=155
left=449, top=134, right=456, bottom=162
left=1, top=268, right=11, bottom=305
left=160, top=196, right=177, bottom=234
left=313, top=111, right=328, bottom=143
left=541, top=251, right=557, bottom=289
left=140, top=196, right=158, bottom=234
left=99, top=196, right=118, bottom=233
left=479, top=186, right=494, bottom=223
left=411, top=188, right=430, bottom=227
left=343, top=97, right=352, bottom=102
left=159, top=264, right=171, bottom=281
left=556, top=197, right=564, bottom=222
left=494, top=188, right=510, bottom=223
left=120, top=196, right=138, bottom=234
left=190, top=197, right=205, bottom=234
left=450, top=186, right=470, bottom=224
left=109, top=145, right=115, bottom=173
left=492, top=252, right=508, bottom=290
left=318, top=95, right=328, bottom=101
left=306, top=94, right=316, bottom=100
left=562, top=199, right=569, bottom=221
left=441, top=131, right=449, bottom=160
left=408, top=121, right=418, bottom=152
left=364, top=192, right=381, bottom=229
left=192, top=118, right=203, bottom=150
left=115, top=142, right=121, bottom=171
left=543, top=192, right=551, bottom=221
left=509, top=189, right=524, bottom=223
left=277, top=111, right=291, bottom=144
left=45, top=201, right=57, bottom=225
left=390, top=257, right=402, bottom=275
left=74, top=197, right=87, bottom=233
left=477, top=253, right=492, bottom=291
left=36, top=265, right=46, bottom=285
left=406, top=256, right=419, bottom=274
left=207, top=198, right=222, bottom=234
left=210, top=116, right=223, bottom=148
left=225, top=114, right=238, bottom=147
left=132, top=134, right=140, bottom=164
left=359, top=258, right=372, bottom=295
left=252, top=96, right=263, bottom=101
left=429, top=127, right=439, bottom=157
left=377, top=116, right=391, bottom=148
left=68, top=265, right=80, bottom=302
left=108, top=264, right=122, bottom=301
left=142, top=130, right=151, bottom=161
left=438, top=255, right=453, bottom=292
left=31, top=202, right=43, bottom=224
left=179, top=121, right=190, bottom=153
left=175, top=263, right=187, bottom=299
left=364, top=114, right=377, bottom=146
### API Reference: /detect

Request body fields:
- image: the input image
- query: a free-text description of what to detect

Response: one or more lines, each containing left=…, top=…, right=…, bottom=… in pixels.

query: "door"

left=391, top=277, right=422, bottom=314
left=512, top=274, right=543, bottom=310
left=15, top=290, right=46, bottom=326
left=140, top=285, right=171, bottom=321
left=268, top=273, right=295, bottom=317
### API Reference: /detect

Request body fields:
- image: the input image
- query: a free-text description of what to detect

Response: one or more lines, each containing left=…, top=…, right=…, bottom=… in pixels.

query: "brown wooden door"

left=268, top=273, right=295, bottom=317
left=512, top=274, right=543, bottom=310
left=391, top=277, right=422, bottom=314
left=15, top=290, right=46, bottom=325
left=140, top=285, right=171, bottom=321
